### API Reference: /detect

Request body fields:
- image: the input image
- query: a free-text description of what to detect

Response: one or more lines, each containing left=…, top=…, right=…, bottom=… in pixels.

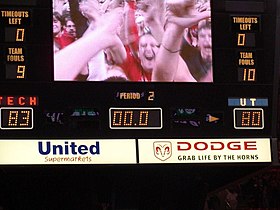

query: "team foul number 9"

left=17, top=66, right=26, bottom=78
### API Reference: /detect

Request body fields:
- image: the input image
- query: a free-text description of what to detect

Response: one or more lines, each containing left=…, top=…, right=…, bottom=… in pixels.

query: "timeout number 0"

left=112, top=111, right=149, bottom=126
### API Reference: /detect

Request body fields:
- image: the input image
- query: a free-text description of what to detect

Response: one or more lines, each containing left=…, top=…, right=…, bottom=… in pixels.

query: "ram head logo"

left=153, top=141, right=172, bottom=161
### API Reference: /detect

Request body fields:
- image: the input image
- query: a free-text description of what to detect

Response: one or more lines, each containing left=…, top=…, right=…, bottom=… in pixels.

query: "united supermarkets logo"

left=38, top=141, right=100, bottom=155
left=38, top=141, right=100, bottom=163
left=0, top=139, right=137, bottom=164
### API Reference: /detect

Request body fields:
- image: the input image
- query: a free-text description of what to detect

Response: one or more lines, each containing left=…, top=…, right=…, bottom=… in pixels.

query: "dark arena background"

left=0, top=0, right=280, bottom=210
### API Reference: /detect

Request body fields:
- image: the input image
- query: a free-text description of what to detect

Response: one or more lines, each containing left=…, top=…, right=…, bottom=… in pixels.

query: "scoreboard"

left=0, top=0, right=279, bottom=166
left=0, top=0, right=279, bottom=209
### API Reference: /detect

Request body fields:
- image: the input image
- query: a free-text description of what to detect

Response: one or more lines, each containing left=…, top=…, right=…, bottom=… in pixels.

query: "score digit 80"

left=233, top=108, right=264, bottom=129
left=0, top=107, right=33, bottom=130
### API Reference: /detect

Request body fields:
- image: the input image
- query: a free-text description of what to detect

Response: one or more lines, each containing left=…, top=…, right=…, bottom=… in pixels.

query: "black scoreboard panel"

left=0, top=1, right=278, bottom=137
left=0, top=0, right=278, bottom=158
left=0, top=0, right=278, bottom=168
left=0, top=0, right=280, bottom=209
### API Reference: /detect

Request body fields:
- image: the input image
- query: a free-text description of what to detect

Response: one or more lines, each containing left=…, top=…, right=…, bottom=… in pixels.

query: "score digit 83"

left=0, top=107, right=33, bottom=130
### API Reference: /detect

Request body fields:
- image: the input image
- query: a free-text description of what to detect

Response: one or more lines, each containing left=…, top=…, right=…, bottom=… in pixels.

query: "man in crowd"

left=152, top=0, right=211, bottom=82
left=54, top=6, right=126, bottom=80
left=180, top=0, right=212, bottom=82
left=181, top=19, right=212, bottom=82
left=64, top=16, right=77, bottom=39
left=53, top=12, right=76, bottom=53
left=118, top=0, right=164, bottom=81
left=120, top=30, right=159, bottom=81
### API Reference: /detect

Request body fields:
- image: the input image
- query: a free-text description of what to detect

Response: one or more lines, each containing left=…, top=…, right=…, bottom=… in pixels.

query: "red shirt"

left=54, top=31, right=75, bottom=49
left=120, top=46, right=151, bottom=82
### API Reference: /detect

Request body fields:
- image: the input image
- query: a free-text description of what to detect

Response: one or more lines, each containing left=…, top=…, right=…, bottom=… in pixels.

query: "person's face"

left=65, top=20, right=77, bottom=37
left=198, top=27, right=212, bottom=63
left=53, top=16, right=62, bottom=36
left=138, top=34, right=159, bottom=73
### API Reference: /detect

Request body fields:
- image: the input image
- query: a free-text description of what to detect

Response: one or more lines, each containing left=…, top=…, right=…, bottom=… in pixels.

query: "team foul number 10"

left=0, top=107, right=33, bottom=130
left=238, top=68, right=256, bottom=82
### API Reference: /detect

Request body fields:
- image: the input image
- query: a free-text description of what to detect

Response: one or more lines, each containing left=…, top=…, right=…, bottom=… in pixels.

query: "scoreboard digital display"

left=0, top=0, right=279, bottom=165
left=0, top=1, right=279, bottom=210
left=0, top=107, right=33, bottom=129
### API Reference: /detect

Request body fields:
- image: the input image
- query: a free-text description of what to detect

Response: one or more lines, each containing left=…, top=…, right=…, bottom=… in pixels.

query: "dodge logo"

left=153, top=141, right=172, bottom=161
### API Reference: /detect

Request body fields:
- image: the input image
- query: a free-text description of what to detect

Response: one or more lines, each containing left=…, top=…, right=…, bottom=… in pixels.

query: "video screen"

left=53, top=0, right=212, bottom=82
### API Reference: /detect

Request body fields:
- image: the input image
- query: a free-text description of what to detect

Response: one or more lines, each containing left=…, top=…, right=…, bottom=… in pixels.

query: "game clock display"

left=109, top=108, right=162, bottom=129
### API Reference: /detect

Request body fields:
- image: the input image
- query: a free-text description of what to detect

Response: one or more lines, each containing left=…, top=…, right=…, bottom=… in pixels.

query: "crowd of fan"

left=52, top=0, right=212, bottom=82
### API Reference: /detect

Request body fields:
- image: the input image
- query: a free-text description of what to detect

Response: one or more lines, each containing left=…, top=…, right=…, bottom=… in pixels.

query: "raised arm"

left=152, top=0, right=210, bottom=82
left=54, top=7, right=125, bottom=80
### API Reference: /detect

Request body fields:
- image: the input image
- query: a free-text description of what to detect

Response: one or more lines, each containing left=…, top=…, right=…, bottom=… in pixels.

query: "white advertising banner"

left=138, top=138, right=271, bottom=164
left=0, top=139, right=137, bottom=164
